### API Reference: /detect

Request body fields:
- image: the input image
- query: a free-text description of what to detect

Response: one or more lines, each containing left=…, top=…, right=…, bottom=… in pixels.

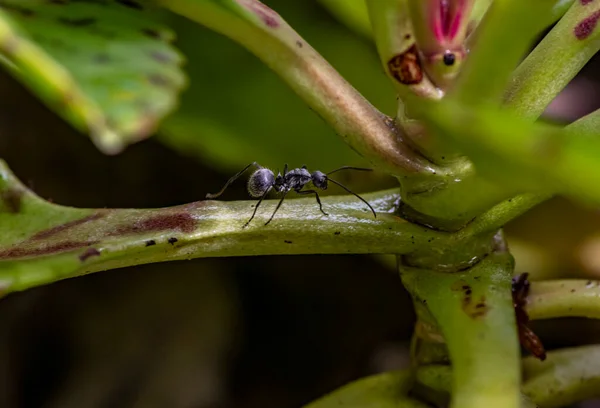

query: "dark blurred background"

left=0, top=1, right=600, bottom=407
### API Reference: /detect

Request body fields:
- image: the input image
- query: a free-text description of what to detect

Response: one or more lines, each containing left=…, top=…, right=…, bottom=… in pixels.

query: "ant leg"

left=296, top=189, right=328, bottom=216
left=265, top=192, right=288, bottom=226
left=327, top=178, right=377, bottom=218
left=206, top=162, right=260, bottom=199
left=243, top=188, right=270, bottom=228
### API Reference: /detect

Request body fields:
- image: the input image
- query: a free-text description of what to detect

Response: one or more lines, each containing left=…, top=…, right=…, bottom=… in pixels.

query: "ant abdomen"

left=248, top=168, right=275, bottom=198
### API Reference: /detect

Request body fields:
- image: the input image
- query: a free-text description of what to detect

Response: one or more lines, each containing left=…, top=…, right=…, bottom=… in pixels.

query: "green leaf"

left=453, top=0, right=566, bottom=104
left=0, top=160, right=448, bottom=297
left=303, top=369, right=430, bottom=408
left=0, top=0, right=186, bottom=154
left=414, top=98, right=600, bottom=205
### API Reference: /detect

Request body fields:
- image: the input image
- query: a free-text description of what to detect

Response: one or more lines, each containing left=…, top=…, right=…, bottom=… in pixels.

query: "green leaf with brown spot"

left=0, top=0, right=186, bottom=153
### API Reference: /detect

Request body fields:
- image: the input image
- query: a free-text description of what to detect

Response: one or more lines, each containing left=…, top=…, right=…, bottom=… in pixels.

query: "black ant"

left=206, top=162, right=377, bottom=228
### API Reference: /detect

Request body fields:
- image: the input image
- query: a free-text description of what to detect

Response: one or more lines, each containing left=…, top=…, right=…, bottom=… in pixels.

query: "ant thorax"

left=275, top=168, right=311, bottom=192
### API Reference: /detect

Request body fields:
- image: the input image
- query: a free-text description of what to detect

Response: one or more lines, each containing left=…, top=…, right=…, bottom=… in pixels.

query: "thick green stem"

left=415, top=365, right=539, bottom=408
left=163, top=0, right=435, bottom=177
left=523, top=345, right=600, bottom=408
left=304, top=369, right=430, bottom=408
left=505, top=0, right=600, bottom=119
left=400, top=251, right=521, bottom=408
left=526, top=279, right=600, bottom=320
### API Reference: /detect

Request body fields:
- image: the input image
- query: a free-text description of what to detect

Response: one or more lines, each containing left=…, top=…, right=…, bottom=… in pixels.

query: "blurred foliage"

left=0, top=0, right=185, bottom=153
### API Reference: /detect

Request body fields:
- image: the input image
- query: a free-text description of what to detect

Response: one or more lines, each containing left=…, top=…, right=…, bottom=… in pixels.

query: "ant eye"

left=248, top=169, right=274, bottom=198
left=443, top=52, right=456, bottom=66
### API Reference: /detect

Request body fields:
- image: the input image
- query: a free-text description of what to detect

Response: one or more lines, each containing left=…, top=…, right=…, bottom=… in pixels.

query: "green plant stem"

left=564, top=108, right=600, bottom=136
left=505, top=0, right=600, bottom=119
left=304, top=369, right=430, bottom=408
left=523, top=345, right=600, bottom=408
left=400, top=251, right=521, bottom=408
left=526, top=279, right=600, bottom=320
left=163, top=0, right=435, bottom=177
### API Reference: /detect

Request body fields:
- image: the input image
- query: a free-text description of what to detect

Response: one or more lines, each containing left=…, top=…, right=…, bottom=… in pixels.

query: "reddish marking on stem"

left=581, top=0, right=594, bottom=5
left=0, top=241, right=98, bottom=259
left=31, top=212, right=107, bottom=240
left=387, top=45, right=423, bottom=85
left=574, top=10, right=600, bottom=40
left=244, top=0, right=280, bottom=28
left=79, top=247, right=100, bottom=262
left=512, top=273, right=547, bottom=361
left=113, top=213, right=196, bottom=236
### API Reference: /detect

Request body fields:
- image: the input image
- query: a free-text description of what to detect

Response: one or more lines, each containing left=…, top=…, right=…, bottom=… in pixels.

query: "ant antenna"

left=326, top=178, right=377, bottom=218
left=206, top=162, right=259, bottom=199
left=326, top=166, right=373, bottom=176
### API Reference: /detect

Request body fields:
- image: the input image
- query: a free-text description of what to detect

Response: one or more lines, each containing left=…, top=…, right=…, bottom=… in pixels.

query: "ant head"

left=248, top=168, right=275, bottom=197
left=311, top=171, right=328, bottom=189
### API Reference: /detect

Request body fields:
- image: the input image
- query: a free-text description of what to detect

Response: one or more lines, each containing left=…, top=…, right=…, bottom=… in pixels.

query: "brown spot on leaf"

left=148, top=74, right=172, bottom=88
left=574, top=10, right=600, bottom=40
left=116, top=0, right=143, bottom=10
left=1, top=188, right=23, bottom=213
left=114, top=213, right=196, bottom=236
left=79, top=247, right=100, bottom=261
left=150, top=51, right=172, bottom=64
left=58, top=16, right=96, bottom=26
left=387, top=45, right=423, bottom=85
left=31, top=212, right=106, bottom=240
left=0, top=241, right=98, bottom=259
left=245, top=0, right=280, bottom=28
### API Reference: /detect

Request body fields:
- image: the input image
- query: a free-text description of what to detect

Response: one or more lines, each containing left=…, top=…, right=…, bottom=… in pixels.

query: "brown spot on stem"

left=387, top=45, right=423, bottom=85
left=574, top=10, right=600, bottom=40
left=0, top=241, right=98, bottom=259
left=245, top=0, right=280, bottom=28
left=31, top=212, right=106, bottom=240
left=1, top=188, right=23, bottom=213
left=296, top=40, right=303, bottom=48
left=114, top=213, right=196, bottom=236
left=79, top=247, right=100, bottom=261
